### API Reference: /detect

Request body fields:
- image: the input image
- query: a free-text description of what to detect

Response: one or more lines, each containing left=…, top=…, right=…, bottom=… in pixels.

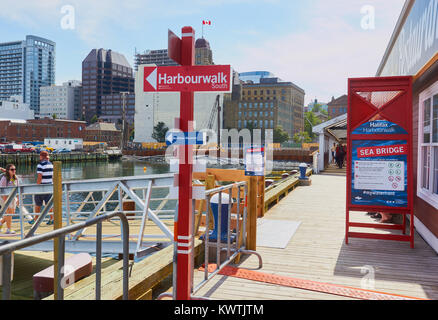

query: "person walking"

left=0, top=164, right=19, bottom=234
left=331, top=143, right=337, bottom=164
left=335, top=143, right=344, bottom=169
left=29, top=151, right=54, bottom=225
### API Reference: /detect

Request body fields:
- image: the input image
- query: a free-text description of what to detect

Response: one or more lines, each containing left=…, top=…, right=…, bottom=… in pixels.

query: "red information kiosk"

left=346, top=76, right=414, bottom=248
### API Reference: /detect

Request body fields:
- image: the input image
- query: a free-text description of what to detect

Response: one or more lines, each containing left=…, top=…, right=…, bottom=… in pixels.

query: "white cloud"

left=228, top=0, right=405, bottom=104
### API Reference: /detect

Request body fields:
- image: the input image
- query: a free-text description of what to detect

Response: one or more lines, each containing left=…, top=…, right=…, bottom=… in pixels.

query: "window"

left=418, top=82, right=438, bottom=208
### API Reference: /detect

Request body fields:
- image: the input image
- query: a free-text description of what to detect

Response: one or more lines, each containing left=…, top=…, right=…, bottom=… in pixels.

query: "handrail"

left=0, top=211, right=130, bottom=300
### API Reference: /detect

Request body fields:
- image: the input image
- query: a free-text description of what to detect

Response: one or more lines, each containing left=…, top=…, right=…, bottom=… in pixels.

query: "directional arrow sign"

left=144, top=65, right=232, bottom=92
left=166, top=131, right=205, bottom=146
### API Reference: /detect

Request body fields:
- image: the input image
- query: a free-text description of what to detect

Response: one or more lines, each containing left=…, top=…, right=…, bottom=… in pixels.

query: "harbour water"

left=13, top=159, right=170, bottom=185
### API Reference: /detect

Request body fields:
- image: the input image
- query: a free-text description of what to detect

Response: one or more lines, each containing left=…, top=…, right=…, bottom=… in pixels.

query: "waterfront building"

left=85, top=122, right=121, bottom=147
left=134, top=49, right=179, bottom=70
left=39, top=81, right=82, bottom=120
left=81, top=49, right=134, bottom=123
left=224, top=77, right=305, bottom=137
left=0, top=119, right=86, bottom=143
left=134, top=64, right=224, bottom=143
left=0, top=95, right=34, bottom=120
left=0, top=35, right=55, bottom=115
left=327, top=95, right=348, bottom=118
left=195, top=38, right=213, bottom=65
left=44, top=138, right=83, bottom=151
left=376, top=0, right=438, bottom=253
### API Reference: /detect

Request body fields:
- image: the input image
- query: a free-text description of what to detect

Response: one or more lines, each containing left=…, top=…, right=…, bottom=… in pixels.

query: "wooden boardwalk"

left=191, top=174, right=438, bottom=300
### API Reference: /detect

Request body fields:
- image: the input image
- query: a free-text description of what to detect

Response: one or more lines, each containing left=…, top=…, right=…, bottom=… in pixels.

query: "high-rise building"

left=195, top=38, right=213, bottom=65
left=40, top=81, right=82, bottom=120
left=81, top=49, right=134, bottom=123
left=134, top=49, right=179, bottom=70
left=0, top=35, right=55, bottom=115
left=224, top=77, right=305, bottom=138
left=238, top=71, right=277, bottom=84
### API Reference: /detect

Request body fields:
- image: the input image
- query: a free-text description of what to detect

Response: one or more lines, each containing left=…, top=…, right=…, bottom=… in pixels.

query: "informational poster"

left=351, top=140, right=408, bottom=207
left=245, top=147, right=265, bottom=176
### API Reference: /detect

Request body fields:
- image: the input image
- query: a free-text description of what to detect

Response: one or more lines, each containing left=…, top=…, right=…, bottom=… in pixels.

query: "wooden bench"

left=33, top=253, right=93, bottom=300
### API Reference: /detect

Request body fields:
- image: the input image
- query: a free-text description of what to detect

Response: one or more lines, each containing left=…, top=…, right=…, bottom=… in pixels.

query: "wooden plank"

left=193, top=169, right=248, bottom=182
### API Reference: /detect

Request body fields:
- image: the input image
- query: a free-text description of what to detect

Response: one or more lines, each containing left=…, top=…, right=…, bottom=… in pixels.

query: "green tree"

left=273, top=126, right=290, bottom=144
left=90, top=114, right=98, bottom=124
left=304, top=111, right=322, bottom=140
left=152, top=121, right=169, bottom=143
left=52, top=113, right=57, bottom=120
left=293, top=131, right=312, bottom=143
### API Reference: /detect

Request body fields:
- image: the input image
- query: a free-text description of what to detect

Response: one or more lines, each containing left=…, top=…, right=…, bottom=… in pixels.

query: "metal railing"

left=0, top=211, right=130, bottom=300
left=0, top=174, right=176, bottom=256
left=158, top=180, right=263, bottom=300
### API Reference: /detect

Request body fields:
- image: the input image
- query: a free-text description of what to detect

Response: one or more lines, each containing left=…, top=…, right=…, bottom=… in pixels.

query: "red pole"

left=176, top=26, right=195, bottom=300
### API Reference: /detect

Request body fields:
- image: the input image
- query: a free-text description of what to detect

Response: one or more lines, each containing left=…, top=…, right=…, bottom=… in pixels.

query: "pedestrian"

left=335, top=143, right=344, bottom=169
left=29, top=150, right=54, bottom=225
left=0, top=164, right=19, bottom=234
left=342, top=144, right=347, bottom=167
left=331, top=143, right=337, bottom=164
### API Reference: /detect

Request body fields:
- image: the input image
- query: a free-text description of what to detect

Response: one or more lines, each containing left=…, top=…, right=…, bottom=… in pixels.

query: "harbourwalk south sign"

left=143, top=65, right=232, bottom=92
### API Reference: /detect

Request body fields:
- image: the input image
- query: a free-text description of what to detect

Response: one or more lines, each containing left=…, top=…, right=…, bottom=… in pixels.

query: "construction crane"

left=203, top=94, right=221, bottom=147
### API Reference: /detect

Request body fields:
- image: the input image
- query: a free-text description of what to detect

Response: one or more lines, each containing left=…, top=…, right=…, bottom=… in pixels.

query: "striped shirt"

left=37, top=160, right=53, bottom=184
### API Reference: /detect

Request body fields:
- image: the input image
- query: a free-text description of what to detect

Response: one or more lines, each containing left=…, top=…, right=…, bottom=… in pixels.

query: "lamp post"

left=120, top=92, right=130, bottom=151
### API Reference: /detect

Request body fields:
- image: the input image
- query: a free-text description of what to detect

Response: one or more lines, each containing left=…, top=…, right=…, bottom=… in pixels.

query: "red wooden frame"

left=346, top=76, right=414, bottom=248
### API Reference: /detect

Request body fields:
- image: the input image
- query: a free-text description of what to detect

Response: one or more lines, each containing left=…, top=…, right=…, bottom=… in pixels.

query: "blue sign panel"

left=165, top=131, right=205, bottom=146
left=353, top=120, right=407, bottom=135
left=351, top=140, right=408, bottom=207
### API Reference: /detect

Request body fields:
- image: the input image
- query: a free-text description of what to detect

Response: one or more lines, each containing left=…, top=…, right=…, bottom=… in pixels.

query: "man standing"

left=30, top=150, right=54, bottom=225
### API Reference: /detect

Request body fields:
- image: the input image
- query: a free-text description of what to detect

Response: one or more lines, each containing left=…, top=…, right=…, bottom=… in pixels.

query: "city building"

left=238, top=71, right=277, bottom=84
left=224, top=77, right=305, bottom=138
left=134, top=49, right=178, bottom=70
left=0, top=119, right=86, bottom=143
left=81, top=49, right=134, bottom=123
left=100, top=92, right=135, bottom=125
left=306, top=99, right=328, bottom=113
left=376, top=0, right=438, bottom=253
left=134, top=64, right=224, bottom=143
left=0, top=35, right=55, bottom=115
left=0, top=95, right=34, bottom=120
left=195, top=38, right=213, bottom=65
left=85, top=122, right=121, bottom=147
left=39, top=81, right=82, bottom=120
left=327, top=95, right=348, bottom=118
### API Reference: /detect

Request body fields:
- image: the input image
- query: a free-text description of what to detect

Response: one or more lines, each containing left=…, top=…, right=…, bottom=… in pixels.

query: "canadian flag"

left=202, top=20, right=211, bottom=25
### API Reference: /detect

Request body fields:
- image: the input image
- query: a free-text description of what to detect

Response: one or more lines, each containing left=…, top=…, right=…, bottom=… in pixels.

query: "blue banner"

left=351, top=140, right=408, bottom=207
left=353, top=120, right=407, bottom=135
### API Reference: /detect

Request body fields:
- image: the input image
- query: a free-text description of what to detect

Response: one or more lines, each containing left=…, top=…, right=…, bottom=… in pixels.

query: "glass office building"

left=0, top=35, right=55, bottom=115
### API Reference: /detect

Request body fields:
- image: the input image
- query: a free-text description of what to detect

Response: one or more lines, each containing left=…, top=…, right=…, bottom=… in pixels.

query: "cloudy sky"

left=0, top=0, right=406, bottom=104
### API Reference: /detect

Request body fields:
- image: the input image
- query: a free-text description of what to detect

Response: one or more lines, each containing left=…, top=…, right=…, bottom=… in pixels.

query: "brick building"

left=327, top=95, right=348, bottom=118
left=224, top=77, right=305, bottom=137
left=0, top=119, right=86, bottom=143
left=84, top=122, right=121, bottom=147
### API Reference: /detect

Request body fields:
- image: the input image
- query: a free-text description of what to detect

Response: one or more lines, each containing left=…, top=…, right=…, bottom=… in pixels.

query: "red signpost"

left=142, top=26, right=232, bottom=300
left=346, top=76, right=414, bottom=248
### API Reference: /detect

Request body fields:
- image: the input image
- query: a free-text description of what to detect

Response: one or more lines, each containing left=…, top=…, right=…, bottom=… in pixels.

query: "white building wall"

left=134, top=64, right=224, bottom=143
left=40, top=81, right=81, bottom=120
left=0, top=95, right=34, bottom=120
left=44, top=138, right=83, bottom=151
